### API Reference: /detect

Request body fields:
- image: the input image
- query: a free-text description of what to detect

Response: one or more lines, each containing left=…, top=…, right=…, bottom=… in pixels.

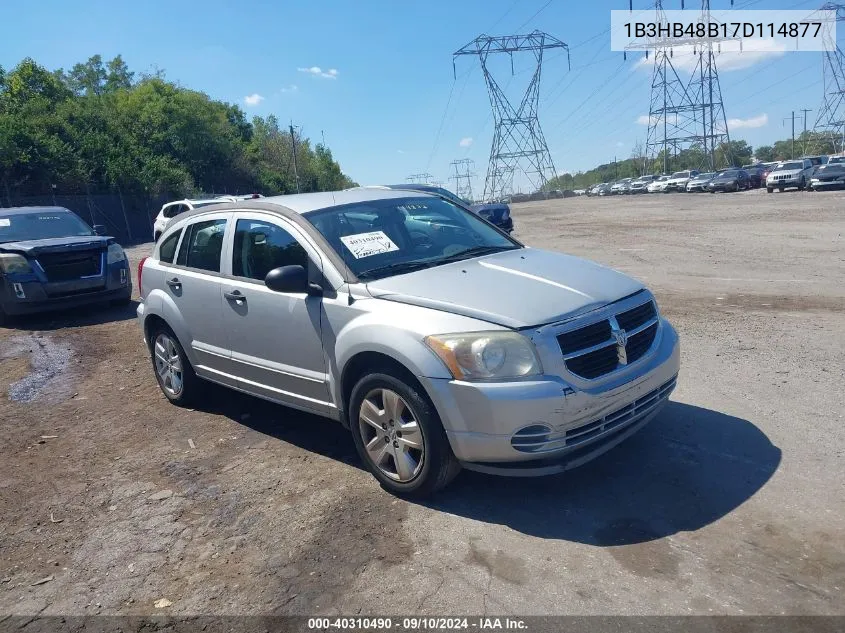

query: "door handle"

left=224, top=289, right=246, bottom=303
left=166, top=277, right=181, bottom=289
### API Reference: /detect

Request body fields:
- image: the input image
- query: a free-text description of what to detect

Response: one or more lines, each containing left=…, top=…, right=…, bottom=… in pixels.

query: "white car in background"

left=152, top=195, right=263, bottom=241
left=664, top=170, right=700, bottom=192
left=647, top=175, right=671, bottom=193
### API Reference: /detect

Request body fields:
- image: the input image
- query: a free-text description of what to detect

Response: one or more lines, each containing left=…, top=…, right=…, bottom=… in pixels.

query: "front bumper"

left=768, top=177, right=800, bottom=187
left=423, top=320, right=680, bottom=475
left=1, top=262, right=131, bottom=317
left=709, top=182, right=738, bottom=191
left=809, top=180, right=845, bottom=189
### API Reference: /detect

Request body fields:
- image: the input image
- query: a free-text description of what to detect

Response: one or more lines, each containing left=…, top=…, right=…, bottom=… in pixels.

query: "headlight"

left=107, top=243, right=126, bottom=264
left=424, top=331, right=542, bottom=381
left=0, top=253, right=33, bottom=274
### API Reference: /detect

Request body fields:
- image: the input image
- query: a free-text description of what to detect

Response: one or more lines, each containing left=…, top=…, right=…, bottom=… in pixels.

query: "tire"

left=349, top=371, right=460, bottom=497
left=767, top=187, right=773, bottom=193
left=148, top=323, right=201, bottom=406
left=799, top=177, right=806, bottom=191
left=0, top=304, right=7, bottom=328
left=779, top=187, right=784, bottom=192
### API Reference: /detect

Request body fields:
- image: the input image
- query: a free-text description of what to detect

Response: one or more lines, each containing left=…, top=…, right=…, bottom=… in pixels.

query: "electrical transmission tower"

left=626, top=1, right=733, bottom=173
left=813, top=3, right=845, bottom=152
left=449, top=158, right=476, bottom=201
left=454, top=31, right=569, bottom=201
left=406, top=172, right=433, bottom=184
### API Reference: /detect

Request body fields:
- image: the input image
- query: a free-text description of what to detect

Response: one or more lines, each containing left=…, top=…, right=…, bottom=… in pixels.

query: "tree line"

left=548, top=131, right=842, bottom=190
left=0, top=55, right=357, bottom=199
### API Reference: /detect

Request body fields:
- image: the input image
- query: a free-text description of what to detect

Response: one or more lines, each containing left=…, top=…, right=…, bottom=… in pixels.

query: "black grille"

left=615, top=301, right=657, bottom=331
left=557, top=320, right=611, bottom=354
left=37, top=249, right=103, bottom=282
left=625, top=322, right=658, bottom=364
left=565, top=343, right=618, bottom=379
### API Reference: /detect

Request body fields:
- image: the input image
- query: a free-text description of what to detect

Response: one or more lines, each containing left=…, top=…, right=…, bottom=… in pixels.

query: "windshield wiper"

left=357, top=260, right=435, bottom=280
left=436, top=245, right=516, bottom=265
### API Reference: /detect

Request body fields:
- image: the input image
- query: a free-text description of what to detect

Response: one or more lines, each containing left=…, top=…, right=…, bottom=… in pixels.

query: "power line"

left=516, top=0, right=555, bottom=32
left=454, top=32, right=570, bottom=199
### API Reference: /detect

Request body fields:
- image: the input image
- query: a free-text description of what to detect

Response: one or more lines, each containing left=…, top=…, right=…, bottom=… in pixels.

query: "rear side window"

left=232, top=219, right=308, bottom=280
left=158, top=230, right=182, bottom=264
left=176, top=219, right=227, bottom=272
left=163, top=204, right=182, bottom=219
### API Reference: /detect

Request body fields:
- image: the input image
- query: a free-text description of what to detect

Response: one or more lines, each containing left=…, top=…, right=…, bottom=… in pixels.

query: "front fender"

left=328, top=298, right=502, bottom=408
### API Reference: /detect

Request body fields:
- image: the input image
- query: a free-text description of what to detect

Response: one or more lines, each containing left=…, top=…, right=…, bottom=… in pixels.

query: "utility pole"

left=450, top=158, right=476, bottom=200
left=406, top=172, right=434, bottom=184
left=454, top=31, right=570, bottom=201
left=626, top=0, right=734, bottom=172
left=813, top=3, right=845, bottom=153
left=290, top=123, right=300, bottom=193
left=799, top=108, right=813, bottom=155
left=784, top=112, right=796, bottom=159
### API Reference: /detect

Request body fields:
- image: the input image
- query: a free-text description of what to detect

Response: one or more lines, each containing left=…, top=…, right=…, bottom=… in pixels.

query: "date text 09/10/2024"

left=307, top=617, right=528, bottom=630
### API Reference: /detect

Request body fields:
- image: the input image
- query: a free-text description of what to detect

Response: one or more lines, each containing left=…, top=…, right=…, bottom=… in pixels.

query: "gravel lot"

left=1, top=188, right=843, bottom=616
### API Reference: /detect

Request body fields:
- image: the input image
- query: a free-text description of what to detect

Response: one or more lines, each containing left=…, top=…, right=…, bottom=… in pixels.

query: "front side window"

left=306, top=196, right=519, bottom=281
left=176, top=218, right=227, bottom=272
left=158, top=229, right=182, bottom=264
left=232, top=219, right=308, bottom=281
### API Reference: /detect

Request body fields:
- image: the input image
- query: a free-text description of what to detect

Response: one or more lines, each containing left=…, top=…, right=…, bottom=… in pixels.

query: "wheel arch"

left=339, top=351, right=434, bottom=429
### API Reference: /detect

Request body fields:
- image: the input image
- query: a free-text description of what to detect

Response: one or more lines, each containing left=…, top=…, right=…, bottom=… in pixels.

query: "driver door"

left=220, top=212, right=332, bottom=415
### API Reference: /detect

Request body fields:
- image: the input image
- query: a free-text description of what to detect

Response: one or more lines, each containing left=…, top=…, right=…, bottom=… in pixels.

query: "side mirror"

left=93, top=224, right=107, bottom=236
left=264, top=265, right=323, bottom=296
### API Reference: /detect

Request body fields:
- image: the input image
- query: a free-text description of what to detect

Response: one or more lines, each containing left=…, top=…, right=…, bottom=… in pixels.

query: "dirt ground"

left=1, top=188, right=843, bottom=617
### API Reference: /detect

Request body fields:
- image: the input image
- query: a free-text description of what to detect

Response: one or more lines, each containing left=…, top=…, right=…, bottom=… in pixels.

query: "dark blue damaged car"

left=0, top=206, right=132, bottom=325
left=380, top=184, right=514, bottom=233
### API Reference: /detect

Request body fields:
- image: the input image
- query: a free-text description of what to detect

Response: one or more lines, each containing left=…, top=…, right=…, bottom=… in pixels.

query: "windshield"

left=777, top=162, right=803, bottom=170
left=0, top=210, right=94, bottom=244
left=671, top=171, right=689, bottom=178
left=718, top=170, right=739, bottom=178
left=696, top=173, right=714, bottom=179
left=306, top=196, right=519, bottom=280
left=817, top=164, right=845, bottom=173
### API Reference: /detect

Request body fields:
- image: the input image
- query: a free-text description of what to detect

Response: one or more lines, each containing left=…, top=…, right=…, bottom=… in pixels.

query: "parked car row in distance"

left=584, top=153, right=845, bottom=196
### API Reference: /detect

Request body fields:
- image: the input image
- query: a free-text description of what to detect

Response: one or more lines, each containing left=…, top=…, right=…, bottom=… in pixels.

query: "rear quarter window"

left=158, top=229, right=182, bottom=264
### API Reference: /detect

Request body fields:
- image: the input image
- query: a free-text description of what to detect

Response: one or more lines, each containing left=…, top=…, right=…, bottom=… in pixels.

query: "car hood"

left=812, top=171, right=845, bottom=181
left=365, top=247, right=644, bottom=329
left=770, top=170, right=802, bottom=177
left=0, top=236, right=111, bottom=256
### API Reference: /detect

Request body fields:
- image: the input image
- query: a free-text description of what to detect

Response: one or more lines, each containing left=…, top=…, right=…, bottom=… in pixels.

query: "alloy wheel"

left=358, top=388, right=425, bottom=482
left=153, top=333, right=184, bottom=397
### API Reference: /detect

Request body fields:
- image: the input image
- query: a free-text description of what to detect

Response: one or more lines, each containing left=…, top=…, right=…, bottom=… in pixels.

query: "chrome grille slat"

left=557, top=299, right=660, bottom=380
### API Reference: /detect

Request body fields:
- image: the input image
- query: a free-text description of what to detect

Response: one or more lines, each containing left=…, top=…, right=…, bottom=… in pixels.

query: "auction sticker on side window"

left=340, top=231, right=399, bottom=259
left=0, top=219, right=10, bottom=227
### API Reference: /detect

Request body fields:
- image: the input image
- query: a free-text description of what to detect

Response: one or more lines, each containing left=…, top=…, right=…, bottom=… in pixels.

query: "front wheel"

left=349, top=372, right=460, bottom=497
left=767, top=187, right=774, bottom=193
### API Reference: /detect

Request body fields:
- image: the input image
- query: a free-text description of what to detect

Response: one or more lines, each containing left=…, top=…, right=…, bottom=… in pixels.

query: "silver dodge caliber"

left=137, top=189, right=680, bottom=496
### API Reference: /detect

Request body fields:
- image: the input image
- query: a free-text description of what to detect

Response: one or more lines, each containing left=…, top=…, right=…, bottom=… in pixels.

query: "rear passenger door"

left=163, top=212, right=237, bottom=387
left=220, top=212, right=332, bottom=414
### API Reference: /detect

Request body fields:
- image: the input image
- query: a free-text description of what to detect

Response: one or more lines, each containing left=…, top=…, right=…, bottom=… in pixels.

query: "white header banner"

left=610, top=10, right=836, bottom=52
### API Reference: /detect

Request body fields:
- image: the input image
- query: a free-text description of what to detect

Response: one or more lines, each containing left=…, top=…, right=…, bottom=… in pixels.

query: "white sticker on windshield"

left=0, top=219, right=9, bottom=227
left=340, top=230, right=399, bottom=259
